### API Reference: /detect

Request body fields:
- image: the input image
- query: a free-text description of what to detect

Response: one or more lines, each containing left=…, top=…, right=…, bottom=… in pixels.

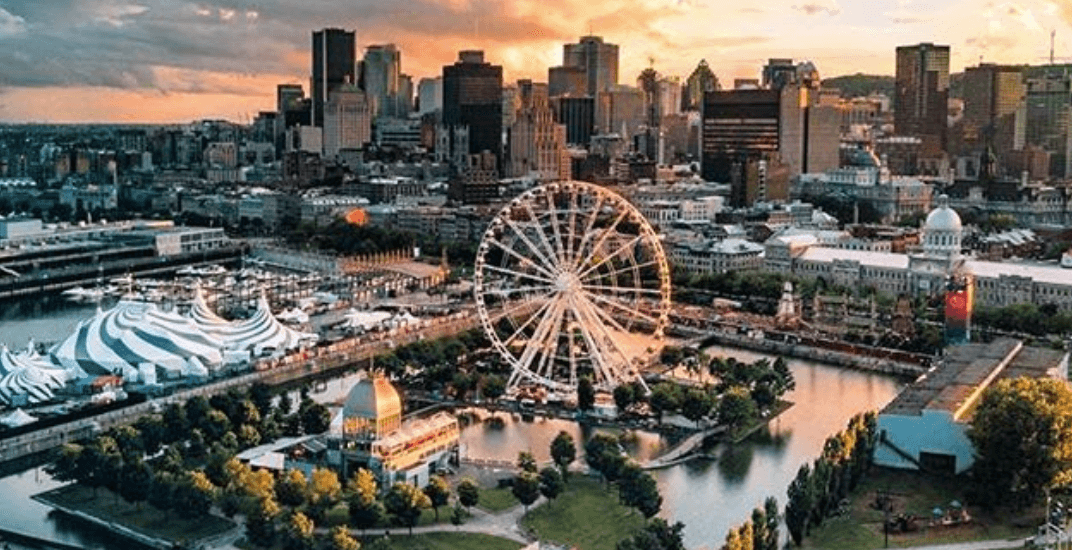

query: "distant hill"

left=822, top=73, right=894, bottom=98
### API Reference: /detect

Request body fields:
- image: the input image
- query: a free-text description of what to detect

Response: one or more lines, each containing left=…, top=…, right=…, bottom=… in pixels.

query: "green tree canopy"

left=550, top=431, right=577, bottom=480
left=968, top=377, right=1072, bottom=509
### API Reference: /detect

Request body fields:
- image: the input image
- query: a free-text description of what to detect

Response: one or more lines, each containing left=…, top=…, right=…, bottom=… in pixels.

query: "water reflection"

left=716, top=445, right=754, bottom=485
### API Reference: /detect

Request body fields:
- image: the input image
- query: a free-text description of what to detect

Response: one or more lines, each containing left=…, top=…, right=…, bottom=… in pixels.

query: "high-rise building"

left=1023, top=66, right=1072, bottom=176
left=548, top=66, right=587, bottom=97
left=563, top=35, right=619, bottom=95
left=323, top=85, right=372, bottom=158
left=552, top=96, right=595, bottom=146
left=508, top=80, right=569, bottom=180
left=683, top=60, right=720, bottom=111
left=362, top=44, right=402, bottom=118
left=417, top=77, right=443, bottom=115
left=442, top=50, right=503, bottom=165
left=596, top=86, right=645, bottom=140
left=312, top=28, right=356, bottom=128
left=962, top=64, right=1024, bottom=158
left=277, top=84, right=305, bottom=114
left=701, top=84, right=837, bottom=206
left=398, top=74, right=413, bottom=117
left=895, top=43, right=950, bottom=152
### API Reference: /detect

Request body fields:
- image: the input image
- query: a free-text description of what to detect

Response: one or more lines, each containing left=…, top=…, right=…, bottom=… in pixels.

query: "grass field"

left=804, top=468, right=1038, bottom=549
left=520, top=476, right=647, bottom=550
left=478, top=486, right=519, bottom=513
left=371, top=532, right=524, bottom=550
left=37, top=484, right=236, bottom=545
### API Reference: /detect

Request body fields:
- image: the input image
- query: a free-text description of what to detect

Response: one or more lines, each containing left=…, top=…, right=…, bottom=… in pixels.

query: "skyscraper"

left=563, top=36, right=619, bottom=95
left=323, top=85, right=372, bottom=158
left=442, top=50, right=503, bottom=164
left=277, top=84, right=304, bottom=114
left=508, top=80, right=568, bottom=180
left=962, top=63, right=1024, bottom=156
left=311, top=28, right=356, bottom=128
left=683, top=60, right=719, bottom=111
left=417, top=77, right=442, bottom=114
left=895, top=43, right=950, bottom=152
left=362, top=44, right=402, bottom=119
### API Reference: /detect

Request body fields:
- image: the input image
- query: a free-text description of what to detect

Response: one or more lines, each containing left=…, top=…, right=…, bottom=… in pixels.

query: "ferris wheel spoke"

left=582, top=284, right=664, bottom=296
left=482, top=284, right=557, bottom=297
left=514, top=297, right=565, bottom=378
left=486, top=235, right=559, bottom=280
left=522, top=200, right=563, bottom=270
left=569, top=194, right=606, bottom=268
left=545, top=192, right=568, bottom=267
left=582, top=258, right=660, bottom=285
left=573, top=295, right=632, bottom=386
left=578, top=234, right=644, bottom=280
left=490, top=296, right=548, bottom=324
left=502, top=298, right=556, bottom=349
left=568, top=297, right=615, bottom=386
left=502, top=216, right=560, bottom=276
left=575, top=209, right=629, bottom=272
left=532, top=301, right=566, bottom=381
left=565, top=187, right=580, bottom=265
left=577, top=292, right=631, bottom=334
left=586, top=291, right=663, bottom=327
left=479, top=263, right=556, bottom=285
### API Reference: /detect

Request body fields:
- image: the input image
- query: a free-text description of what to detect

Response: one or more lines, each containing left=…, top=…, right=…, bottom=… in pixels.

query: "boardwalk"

left=642, top=425, right=725, bottom=470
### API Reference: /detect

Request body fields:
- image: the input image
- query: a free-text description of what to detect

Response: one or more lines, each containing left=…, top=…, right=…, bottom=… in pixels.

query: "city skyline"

left=0, top=0, right=1069, bottom=123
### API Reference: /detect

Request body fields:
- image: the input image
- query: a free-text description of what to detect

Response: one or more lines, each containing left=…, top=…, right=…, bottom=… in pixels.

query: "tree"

left=346, top=468, right=380, bottom=532
left=762, top=496, right=780, bottom=550
left=585, top=433, right=621, bottom=481
left=250, top=382, right=275, bottom=419
left=550, top=431, right=577, bottom=481
left=680, top=388, right=713, bottom=428
left=308, top=467, right=342, bottom=521
left=282, top=511, right=315, bottom=550
left=301, top=403, right=332, bottom=434
left=276, top=469, right=309, bottom=508
left=119, top=459, right=152, bottom=509
left=133, top=415, right=166, bottom=456
left=718, top=386, right=758, bottom=434
left=785, top=464, right=814, bottom=546
left=327, top=525, right=360, bottom=550
left=424, top=475, right=452, bottom=522
left=538, top=466, right=564, bottom=504
left=481, top=374, right=506, bottom=405
left=649, top=382, right=682, bottom=424
left=47, top=443, right=83, bottom=484
left=246, top=497, right=281, bottom=548
left=148, top=472, right=176, bottom=517
left=577, top=377, right=596, bottom=413
left=457, top=478, right=480, bottom=511
left=512, top=471, right=540, bottom=511
left=384, top=482, right=431, bottom=534
left=618, top=519, right=686, bottom=550
left=517, top=451, right=538, bottom=473
left=969, top=377, right=1072, bottom=509
left=613, top=384, right=636, bottom=415
left=174, top=470, right=217, bottom=519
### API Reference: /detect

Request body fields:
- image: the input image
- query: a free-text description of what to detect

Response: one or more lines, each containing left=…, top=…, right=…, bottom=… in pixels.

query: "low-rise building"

left=875, top=338, right=1068, bottom=474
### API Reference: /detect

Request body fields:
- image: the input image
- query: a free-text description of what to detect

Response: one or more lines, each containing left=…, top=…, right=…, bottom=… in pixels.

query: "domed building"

left=333, top=374, right=459, bottom=487
left=341, top=375, right=402, bottom=440
left=922, top=195, right=962, bottom=257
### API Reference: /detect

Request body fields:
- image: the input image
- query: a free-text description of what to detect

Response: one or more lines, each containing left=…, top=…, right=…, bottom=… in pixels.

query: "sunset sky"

left=0, top=0, right=1069, bottom=123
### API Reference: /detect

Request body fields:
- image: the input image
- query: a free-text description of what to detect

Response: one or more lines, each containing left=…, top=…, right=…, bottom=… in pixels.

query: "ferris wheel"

left=473, top=181, right=672, bottom=395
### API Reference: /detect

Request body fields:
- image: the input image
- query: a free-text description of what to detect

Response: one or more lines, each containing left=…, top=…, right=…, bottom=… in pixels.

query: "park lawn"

left=804, top=467, right=1037, bottom=549
left=375, top=532, right=524, bottom=550
left=478, top=486, right=519, bottom=513
left=37, top=483, right=235, bottom=545
left=520, top=476, right=647, bottom=550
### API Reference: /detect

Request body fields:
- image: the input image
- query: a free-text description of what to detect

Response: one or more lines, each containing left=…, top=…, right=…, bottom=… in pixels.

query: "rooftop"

left=881, top=338, right=1067, bottom=420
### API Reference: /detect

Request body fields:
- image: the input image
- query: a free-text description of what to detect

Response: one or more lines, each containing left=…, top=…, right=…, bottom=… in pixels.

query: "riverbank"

left=701, top=331, right=928, bottom=379
left=33, top=484, right=236, bottom=550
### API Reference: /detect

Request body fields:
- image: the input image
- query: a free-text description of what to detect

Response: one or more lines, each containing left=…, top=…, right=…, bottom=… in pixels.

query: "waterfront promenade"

left=0, top=311, right=480, bottom=465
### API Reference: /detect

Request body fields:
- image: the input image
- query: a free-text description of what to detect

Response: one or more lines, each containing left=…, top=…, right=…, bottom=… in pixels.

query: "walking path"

left=885, top=537, right=1031, bottom=550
